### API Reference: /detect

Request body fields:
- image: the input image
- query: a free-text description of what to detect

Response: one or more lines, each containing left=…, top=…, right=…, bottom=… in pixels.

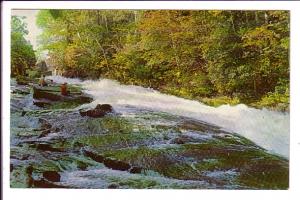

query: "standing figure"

left=60, top=82, right=68, bottom=96
left=39, top=75, right=47, bottom=87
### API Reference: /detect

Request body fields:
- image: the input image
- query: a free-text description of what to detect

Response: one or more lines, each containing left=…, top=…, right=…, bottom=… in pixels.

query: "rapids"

left=47, top=76, right=290, bottom=158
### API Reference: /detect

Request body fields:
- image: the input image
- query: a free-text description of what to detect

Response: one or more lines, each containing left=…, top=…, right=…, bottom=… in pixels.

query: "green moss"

left=73, top=134, right=135, bottom=149
left=83, top=116, right=134, bottom=135
left=161, top=163, right=199, bottom=180
left=118, top=178, right=158, bottom=189
left=104, top=146, right=162, bottom=162
left=194, top=159, right=222, bottom=171
left=238, top=158, right=289, bottom=189
left=45, top=100, right=85, bottom=109
left=10, top=165, right=31, bottom=188
left=181, top=142, right=289, bottom=189
left=33, top=160, right=61, bottom=172
left=70, top=130, right=155, bottom=150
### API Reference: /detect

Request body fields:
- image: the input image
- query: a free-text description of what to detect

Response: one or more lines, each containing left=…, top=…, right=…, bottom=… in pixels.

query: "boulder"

left=129, top=166, right=143, bottom=174
left=33, top=101, right=51, bottom=108
left=96, top=104, right=113, bottom=113
left=33, top=86, right=62, bottom=101
left=103, top=158, right=131, bottom=171
left=38, top=129, right=51, bottom=138
left=21, top=110, right=27, bottom=116
left=80, top=104, right=113, bottom=118
left=43, top=171, right=60, bottom=182
left=170, top=137, right=187, bottom=144
left=12, top=88, right=30, bottom=95
left=82, top=149, right=104, bottom=163
left=108, top=183, right=119, bottom=189
left=26, top=165, right=34, bottom=175
left=30, top=142, right=63, bottom=152
left=39, top=118, right=52, bottom=130
left=33, top=86, right=93, bottom=107
left=33, top=179, right=67, bottom=188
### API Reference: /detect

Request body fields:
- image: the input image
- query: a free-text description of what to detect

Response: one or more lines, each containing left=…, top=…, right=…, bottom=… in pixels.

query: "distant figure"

left=39, top=75, right=47, bottom=87
left=48, top=79, right=54, bottom=86
left=60, top=82, right=68, bottom=96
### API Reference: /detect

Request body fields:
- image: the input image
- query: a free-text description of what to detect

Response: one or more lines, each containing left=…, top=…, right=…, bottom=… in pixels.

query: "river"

left=48, top=75, right=290, bottom=158
left=10, top=76, right=289, bottom=189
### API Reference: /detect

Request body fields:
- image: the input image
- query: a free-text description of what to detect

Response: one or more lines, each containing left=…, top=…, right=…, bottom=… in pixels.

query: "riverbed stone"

left=30, top=142, right=63, bottom=152
left=43, top=171, right=60, bottom=182
left=108, top=183, right=119, bottom=189
left=39, top=118, right=52, bottom=130
left=33, top=179, right=66, bottom=188
left=83, top=149, right=104, bottom=163
left=103, top=157, right=131, bottom=171
left=79, top=104, right=113, bottom=118
left=129, top=166, right=143, bottom=174
left=38, top=129, right=51, bottom=138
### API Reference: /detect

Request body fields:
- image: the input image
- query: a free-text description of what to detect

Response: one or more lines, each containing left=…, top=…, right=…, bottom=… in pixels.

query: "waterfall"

left=47, top=75, right=290, bottom=158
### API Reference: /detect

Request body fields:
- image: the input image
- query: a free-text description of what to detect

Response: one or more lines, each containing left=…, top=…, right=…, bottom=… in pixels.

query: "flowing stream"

left=47, top=76, right=290, bottom=158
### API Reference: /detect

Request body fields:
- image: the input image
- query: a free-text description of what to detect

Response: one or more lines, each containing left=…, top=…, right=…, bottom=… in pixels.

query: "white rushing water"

left=47, top=76, right=290, bottom=158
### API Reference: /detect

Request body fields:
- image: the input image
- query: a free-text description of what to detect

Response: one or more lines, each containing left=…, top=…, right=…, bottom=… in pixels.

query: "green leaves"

left=35, top=10, right=289, bottom=108
left=11, top=16, right=36, bottom=77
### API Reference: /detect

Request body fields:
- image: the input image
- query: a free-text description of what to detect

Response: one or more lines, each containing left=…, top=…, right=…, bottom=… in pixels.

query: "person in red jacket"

left=60, top=82, right=68, bottom=96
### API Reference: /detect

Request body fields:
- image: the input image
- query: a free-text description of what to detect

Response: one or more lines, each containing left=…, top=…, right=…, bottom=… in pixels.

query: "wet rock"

left=25, top=165, right=34, bottom=187
left=43, top=171, right=60, bottom=182
left=83, top=149, right=104, bottom=163
left=33, top=85, right=93, bottom=104
left=30, top=143, right=63, bottom=152
left=33, top=101, right=51, bottom=108
left=12, top=88, right=30, bottom=95
left=170, top=137, right=187, bottom=144
left=10, top=164, right=14, bottom=172
left=79, top=104, right=113, bottom=118
left=33, top=179, right=67, bottom=188
left=10, top=154, right=30, bottom=161
left=129, top=166, right=143, bottom=174
left=33, top=86, right=62, bottom=101
left=25, top=165, right=34, bottom=175
left=20, top=155, right=30, bottom=160
left=96, top=104, right=113, bottom=113
left=77, top=162, right=88, bottom=170
left=103, top=158, right=131, bottom=171
left=108, top=183, right=119, bottom=189
left=21, top=110, right=27, bottom=116
left=178, top=119, right=221, bottom=133
left=39, top=118, right=52, bottom=130
left=38, top=129, right=51, bottom=138
left=52, top=127, right=60, bottom=132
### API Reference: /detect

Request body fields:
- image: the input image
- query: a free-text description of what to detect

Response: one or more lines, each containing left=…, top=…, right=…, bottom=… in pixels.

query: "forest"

left=12, top=10, right=290, bottom=110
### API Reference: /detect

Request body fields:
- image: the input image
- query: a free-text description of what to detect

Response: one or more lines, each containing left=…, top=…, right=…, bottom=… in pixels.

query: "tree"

left=36, top=10, right=289, bottom=107
left=11, top=16, right=36, bottom=77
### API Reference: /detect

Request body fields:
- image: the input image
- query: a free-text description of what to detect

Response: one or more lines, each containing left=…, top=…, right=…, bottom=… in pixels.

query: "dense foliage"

left=36, top=10, right=289, bottom=110
left=11, top=16, right=36, bottom=77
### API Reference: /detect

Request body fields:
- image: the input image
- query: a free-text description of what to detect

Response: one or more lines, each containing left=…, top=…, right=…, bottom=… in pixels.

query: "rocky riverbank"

left=10, top=79, right=289, bottom=189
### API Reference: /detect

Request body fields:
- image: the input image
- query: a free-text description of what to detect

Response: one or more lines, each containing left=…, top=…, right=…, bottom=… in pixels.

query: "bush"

left=200, top=96, right=240, bottom=107
left=256, top=92, right=289, bottom=112
left=26, top=69, right=41, bottom=79
left=16, top=75, right=29, bottom=85
left=255, top=80, right=289, bottom=112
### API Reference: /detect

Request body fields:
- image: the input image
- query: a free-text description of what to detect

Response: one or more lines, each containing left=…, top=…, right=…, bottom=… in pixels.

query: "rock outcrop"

left=43, top=171, right=61, bottom=182
left=79, top=104, right=113, bottom=118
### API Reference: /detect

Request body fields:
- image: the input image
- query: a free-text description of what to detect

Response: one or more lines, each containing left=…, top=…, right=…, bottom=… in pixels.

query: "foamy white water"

left=47, top=76, right=290, bottom=158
